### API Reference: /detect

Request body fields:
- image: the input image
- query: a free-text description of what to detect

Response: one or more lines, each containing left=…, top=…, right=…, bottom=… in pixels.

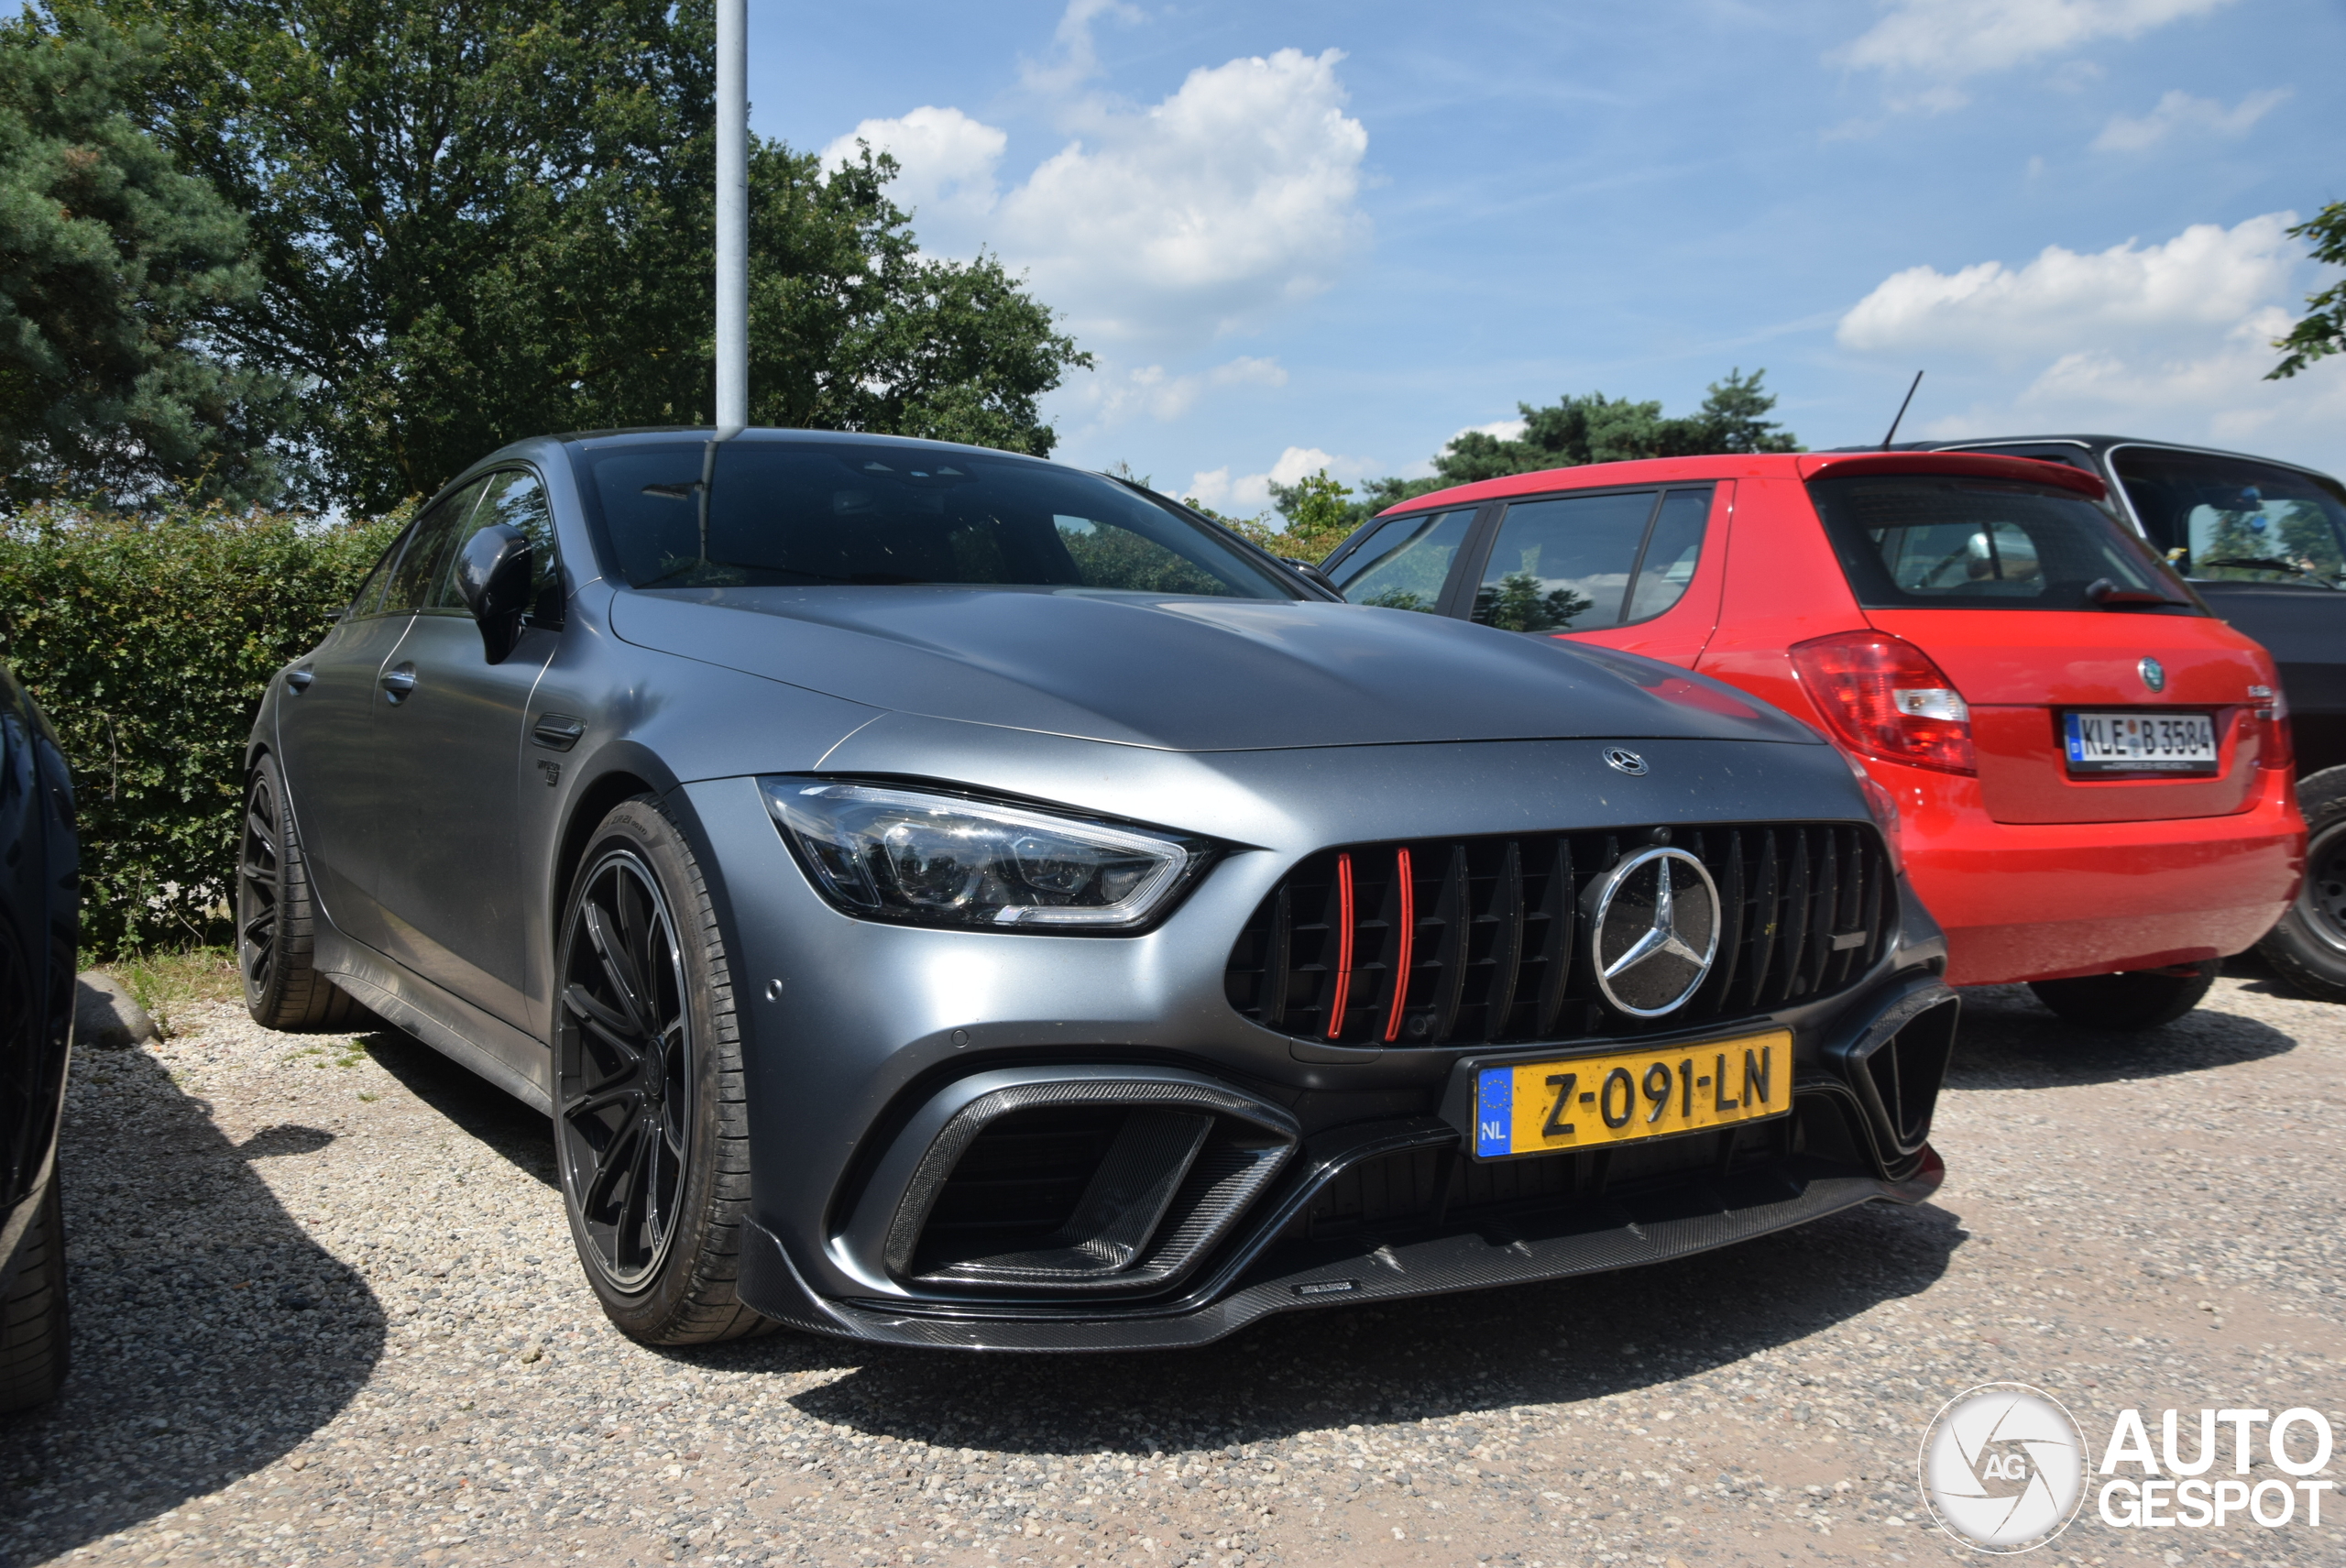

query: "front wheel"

left=2256, top=766, right=2346, bottom=1003
left=238, top=755, right=364, bottom=1029
left=554, top=796, right=768, bottom=1344
left=0, top=1177, right=70, bottom=1411
left=2027, top=960, right=2218, bottom=1031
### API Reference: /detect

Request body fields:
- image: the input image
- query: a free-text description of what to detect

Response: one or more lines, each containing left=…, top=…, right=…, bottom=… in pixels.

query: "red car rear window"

left=1807, top=475, right=2193, bottom=613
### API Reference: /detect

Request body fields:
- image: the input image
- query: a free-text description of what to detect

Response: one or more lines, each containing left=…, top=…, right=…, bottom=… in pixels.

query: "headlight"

left=762, top=780, right=1201, bottom=930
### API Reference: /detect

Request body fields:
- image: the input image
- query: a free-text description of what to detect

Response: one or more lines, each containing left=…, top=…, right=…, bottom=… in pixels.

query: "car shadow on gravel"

left=1946, top=981, right=2298, bottom=1090
left=707, top=1193, right=1965, bottom=1457
left=0, top=1043, right=387, bottom=1564
left=358, top=1026, right=559, bottom=1190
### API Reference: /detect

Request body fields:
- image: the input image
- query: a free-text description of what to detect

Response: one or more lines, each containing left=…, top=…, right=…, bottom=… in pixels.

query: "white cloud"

left=1073, top=356, right=1290, bottom=426
left=819, top=106, right=1006, bottom=227
left=1018, top=0, right=1141, bottom=97
left=1836, top=213, right=2346, bottom=475
left=1834, top=0, right=2239, bottom=80
left=827, top=40, right=1369, bottom=345
left=1456, top=417, right=1528, bottom=443
left=1188, top=444, right=1374, bottom=514
left=1836, top=214, right=2300, bottom=369
left=997, top=49, right=1369, bottom=341
left=2091, top=86, right=2290, bottom=151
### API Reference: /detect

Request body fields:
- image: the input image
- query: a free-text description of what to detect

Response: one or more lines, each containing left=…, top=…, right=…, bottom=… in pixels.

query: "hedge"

left=0, top=503, right=404, bottom=955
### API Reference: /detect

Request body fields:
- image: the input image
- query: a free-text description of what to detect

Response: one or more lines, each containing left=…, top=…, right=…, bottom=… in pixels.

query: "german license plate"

left=1471, top=1030, right=1791, bottom=1159
left=2063, top=710, right=2219, bottom=773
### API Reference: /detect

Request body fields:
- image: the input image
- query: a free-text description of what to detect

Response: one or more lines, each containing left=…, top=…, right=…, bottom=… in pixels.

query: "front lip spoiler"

left=738, top=1154, right=1942, bottom=1353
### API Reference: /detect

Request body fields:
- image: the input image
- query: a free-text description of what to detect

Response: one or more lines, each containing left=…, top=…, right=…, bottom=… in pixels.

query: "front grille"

left=1225, top=822, right=1892, bottom=1047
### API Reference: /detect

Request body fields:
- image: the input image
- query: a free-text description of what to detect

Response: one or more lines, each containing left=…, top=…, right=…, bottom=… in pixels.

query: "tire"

left=238, top=755, right=365, bottom=1030
left=2256, top=765, right=2346, bottom=1003
left=0, top=1176, right=70, bottom=1411
left=2027, top=960, right=2219, bottom=1031
left=553, top=795, right=769, bottom=1345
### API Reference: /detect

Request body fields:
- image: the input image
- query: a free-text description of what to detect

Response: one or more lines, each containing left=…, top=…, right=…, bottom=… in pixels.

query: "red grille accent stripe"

left=1325, top=852, right=1354, bottom=1040
left=1383, top=846, right=1414, bottom=1042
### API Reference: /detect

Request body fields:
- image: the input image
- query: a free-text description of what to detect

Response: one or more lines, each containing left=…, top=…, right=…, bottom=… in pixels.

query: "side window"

left=387, top=478, right=489, bottom=614
left=1623, top=490, right=1712, bottom=620
left=346, top=532, right=410, bottom=619
left=449, top=468, right=565, bottom=625
left=1473, top=491, right=1660, bottom=632
left=1327, top=509, right=1477, bottom=613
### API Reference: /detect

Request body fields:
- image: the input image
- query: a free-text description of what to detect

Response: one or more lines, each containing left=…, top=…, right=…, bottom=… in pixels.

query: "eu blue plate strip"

left=1475, top=1068, right=1512, bottom=1158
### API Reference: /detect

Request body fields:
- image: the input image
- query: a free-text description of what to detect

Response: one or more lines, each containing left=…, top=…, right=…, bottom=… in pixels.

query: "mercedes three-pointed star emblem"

left=1584, top=845, right=1721, bottom=1017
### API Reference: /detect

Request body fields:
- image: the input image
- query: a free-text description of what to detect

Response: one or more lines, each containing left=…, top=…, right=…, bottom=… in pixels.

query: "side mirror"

left=455, top=523, right=532, bottom=663
left=1281, top=556, right=1339, bottom=596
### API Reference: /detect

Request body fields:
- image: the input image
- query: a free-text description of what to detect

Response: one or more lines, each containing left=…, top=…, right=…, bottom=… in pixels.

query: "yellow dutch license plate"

left=1470, top=1029, right=1792, bottom=1159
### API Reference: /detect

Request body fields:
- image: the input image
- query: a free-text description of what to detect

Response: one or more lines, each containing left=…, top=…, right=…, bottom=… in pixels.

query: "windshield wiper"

left=2195, top=557, right=2341, bottom=587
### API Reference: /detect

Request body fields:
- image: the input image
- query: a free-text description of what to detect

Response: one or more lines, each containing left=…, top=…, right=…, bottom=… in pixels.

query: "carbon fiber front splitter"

left=738, top=1150, right=1943, bottom=1353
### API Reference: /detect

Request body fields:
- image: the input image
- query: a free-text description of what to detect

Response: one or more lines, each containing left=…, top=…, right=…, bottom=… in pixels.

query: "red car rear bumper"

left=1891, top=762, right=2304, bottom=986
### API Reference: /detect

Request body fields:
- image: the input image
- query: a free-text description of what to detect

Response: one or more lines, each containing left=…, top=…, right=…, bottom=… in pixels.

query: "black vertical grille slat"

left=1529, top=837, right=1574, bottom=1038
left=1422, top=847, right=1471, bottom=1042
left=1741, top=830, right=1781, bottom=1011
left=1227, top=819, right=1891, bottom=1048
left=1775, top=828, right=1812, bottom=1003
left=1481, top=840, right=1526, bottom=1040
left=1694, top=828, right=1745, bottom=1013
left=1806, top=828, right=1839, bottom=996
left=1259, top=883, right=1290, bottom=1030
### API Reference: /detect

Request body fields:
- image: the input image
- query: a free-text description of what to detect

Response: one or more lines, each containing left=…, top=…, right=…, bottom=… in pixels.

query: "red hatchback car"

left=1316, top=451, right=2304, bottom=1027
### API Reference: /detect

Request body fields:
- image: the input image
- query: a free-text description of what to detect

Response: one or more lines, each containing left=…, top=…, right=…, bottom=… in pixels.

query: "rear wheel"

left=0, top=1177, right=70, bottom=1411
left=554, top=796, right=768, bottom=1344
left=238, top=756, right=364, bottom=1029
left=2256, top=766, right=2346, bottom=1003
left=2027, top=960, right=2219, bottom=1031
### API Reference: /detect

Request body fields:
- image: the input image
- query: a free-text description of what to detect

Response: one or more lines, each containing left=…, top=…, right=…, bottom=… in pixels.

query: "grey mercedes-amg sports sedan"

left=244, top=427, right=1958, bottom=1351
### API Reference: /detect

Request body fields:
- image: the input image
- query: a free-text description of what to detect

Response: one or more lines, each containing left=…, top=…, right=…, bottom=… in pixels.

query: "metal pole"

left=715, top=0, right=748, bottom=433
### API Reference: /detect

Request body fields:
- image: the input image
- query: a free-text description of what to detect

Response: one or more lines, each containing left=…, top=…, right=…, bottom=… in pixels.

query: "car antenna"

left=1880, top=370, right=1924, bottom=447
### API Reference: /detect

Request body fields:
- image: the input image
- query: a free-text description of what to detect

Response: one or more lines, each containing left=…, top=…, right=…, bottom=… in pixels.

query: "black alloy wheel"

left=552, top=796, right=770, bottom=1343
left=238, top=757, right=361, bottom=1029
left=2257, top=765, right=2346, bottom=1003
left=556, top=849, right=693, bottom=1290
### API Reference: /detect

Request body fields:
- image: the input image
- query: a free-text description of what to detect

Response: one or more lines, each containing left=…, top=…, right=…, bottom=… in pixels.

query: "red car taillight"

left=1789, top=631, right=1976, bottom=775
left=2253, top=684, right=2294, bottom=771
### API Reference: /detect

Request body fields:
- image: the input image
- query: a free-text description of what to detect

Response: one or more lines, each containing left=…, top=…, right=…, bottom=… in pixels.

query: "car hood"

left=608, top=586, right=1821, bottom=752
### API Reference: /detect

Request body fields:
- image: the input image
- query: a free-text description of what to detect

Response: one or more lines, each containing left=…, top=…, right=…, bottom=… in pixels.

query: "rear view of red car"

left=1319, top=451, right=2303, bottom=1027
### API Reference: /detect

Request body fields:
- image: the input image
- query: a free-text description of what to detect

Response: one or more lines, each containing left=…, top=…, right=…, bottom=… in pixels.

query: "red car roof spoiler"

left=1795, top=450, right=2107, bottom=502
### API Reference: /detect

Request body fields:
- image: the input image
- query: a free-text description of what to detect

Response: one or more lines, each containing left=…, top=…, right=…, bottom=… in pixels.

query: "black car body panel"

left=0, top=661, right=78, bottom=1298
left=256, top=427, right=1956, bottom=1349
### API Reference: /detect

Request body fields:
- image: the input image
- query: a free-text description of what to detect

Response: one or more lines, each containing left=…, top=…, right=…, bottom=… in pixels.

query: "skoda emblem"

left=2138, top=656, right=2166, bottom=693
left=1603, top=748, right=1649, bottom=776
left=1584, top=847, right=1719, bottom=1017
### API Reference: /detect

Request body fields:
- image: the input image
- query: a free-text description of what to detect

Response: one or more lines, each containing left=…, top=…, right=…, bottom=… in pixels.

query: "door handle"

left=380, top=663, right=418, bottom=703
left=285, top=666, right=315, bottom=693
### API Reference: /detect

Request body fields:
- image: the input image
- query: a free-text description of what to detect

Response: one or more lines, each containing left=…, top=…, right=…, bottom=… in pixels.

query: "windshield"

left=1809, top=475, right=2190, bottom=612
left=574, top=438, right=1298, bottom=599
left=2111, top=447, right=2346, bottom=587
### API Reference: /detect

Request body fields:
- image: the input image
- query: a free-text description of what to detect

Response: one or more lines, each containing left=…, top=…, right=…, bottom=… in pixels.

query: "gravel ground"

left=4, top=960, right=2340, bottom=1568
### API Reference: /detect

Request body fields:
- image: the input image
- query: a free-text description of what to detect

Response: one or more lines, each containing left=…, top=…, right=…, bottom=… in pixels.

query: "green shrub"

left=0, top=502, right=403, bottom=955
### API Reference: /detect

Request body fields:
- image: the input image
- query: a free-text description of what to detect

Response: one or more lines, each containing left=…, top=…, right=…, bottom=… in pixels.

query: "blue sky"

left=752, top=0, right=2346, bottom=511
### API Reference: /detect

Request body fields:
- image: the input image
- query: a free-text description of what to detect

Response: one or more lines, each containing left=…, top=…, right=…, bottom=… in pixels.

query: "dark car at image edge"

left=0, top=661, right=78, bottom=1409
left=246, top=426, right=1960, bottom=1351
